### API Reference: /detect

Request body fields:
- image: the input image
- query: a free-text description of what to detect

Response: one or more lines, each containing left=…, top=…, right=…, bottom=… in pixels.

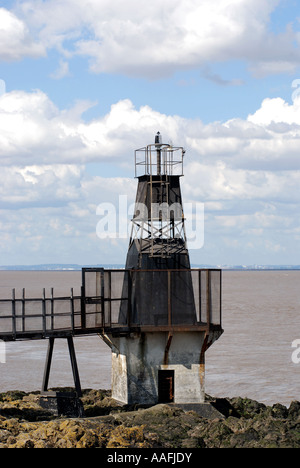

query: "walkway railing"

left=82, top=268, right=222, bottom=332
left=0, top=268, right=222, bottom=341
left=0, top=287, right=101, bottom=340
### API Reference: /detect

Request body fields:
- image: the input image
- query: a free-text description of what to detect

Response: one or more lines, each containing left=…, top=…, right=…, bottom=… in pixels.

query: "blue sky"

left=0, top=0, right=300, bottom=266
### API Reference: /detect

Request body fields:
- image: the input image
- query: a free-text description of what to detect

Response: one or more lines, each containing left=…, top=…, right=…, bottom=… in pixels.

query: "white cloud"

left=1, top=87, right=300, bottom=179
left=248, top=96, right=300, bottom=125
left=0, top=90, right=185, bottom=165
left=0, top=90, right=97, bottom=165
left=183, top=161, right=300, bottom=206
left=0, top=172, right=136, bottom=265
left=185, top=96, right=300, bottom=172
left=0, top=8, right=45, bottom=61
left=12, top=0, right=300, bottom=78
left=0, top=165, right=84, bottom=208
left=0, top=87, right=300, bottom=264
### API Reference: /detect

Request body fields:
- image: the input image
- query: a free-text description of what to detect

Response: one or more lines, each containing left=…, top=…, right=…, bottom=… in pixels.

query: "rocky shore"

left=0, top=389, right=299, bottom=448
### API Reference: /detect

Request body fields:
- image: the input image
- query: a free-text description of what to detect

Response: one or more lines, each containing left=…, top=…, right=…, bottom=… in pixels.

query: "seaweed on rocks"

left=0, top=389, right=299, bottom=448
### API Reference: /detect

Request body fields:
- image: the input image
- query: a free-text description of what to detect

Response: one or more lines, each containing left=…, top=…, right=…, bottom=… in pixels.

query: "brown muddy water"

left=0, top=270, right=299, bottom=407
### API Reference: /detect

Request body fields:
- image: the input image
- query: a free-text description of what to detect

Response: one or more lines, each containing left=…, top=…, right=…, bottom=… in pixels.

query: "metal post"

left=42, top=337, right=55, bottom=392
left=206, top=270, right=211, bottom=330
left=220, top=270, right=222, bottom=328
left=80, top=285, right=86, bottom=329
left=168, top=271, right=172, bottom=327
left=67, top=336, right=82, bottom=397
left=50, top=288, right=54, bottom=331
left=70, top=288, right=75, bottom=331
left=12, top=289, right=16, bottom=339
left=101, top=270, right=105, bottom=328
left=198, top=270, right=201, bottom=324
left=157, top=149, right=161, bottom=175
left=42, top=288, right=46, bottom=335
left=127, top=270, right=132, bottom=327
left=22, top=288, right=25, bottom=333
left=108, top=271, right=112, bottom=327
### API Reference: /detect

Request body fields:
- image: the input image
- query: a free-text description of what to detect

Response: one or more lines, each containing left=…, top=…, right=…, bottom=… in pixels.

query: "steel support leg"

left=67, top=336, right=82, bottom=397
left=42, top=337, right=55, bottom=392
left=41, top=336, right=82, bottom=397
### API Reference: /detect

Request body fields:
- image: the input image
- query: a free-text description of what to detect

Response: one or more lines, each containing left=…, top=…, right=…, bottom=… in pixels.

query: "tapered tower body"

left=126, top=133, right=189, bottom=270
left=91, top=133, right=224, bottom=405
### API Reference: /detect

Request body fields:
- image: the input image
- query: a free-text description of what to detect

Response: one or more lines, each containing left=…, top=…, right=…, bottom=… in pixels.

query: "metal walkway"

left=0, top=268, right=222, bottom=342
left=0, top=288, right=102, bottom=342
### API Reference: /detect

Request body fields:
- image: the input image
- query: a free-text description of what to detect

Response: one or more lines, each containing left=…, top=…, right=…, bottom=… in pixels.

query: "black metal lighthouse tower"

left=126, top=132, right=190, bottom=270
left=33, top=131, right=222, bottom=406
left=118, top=132, right=197, bottom=327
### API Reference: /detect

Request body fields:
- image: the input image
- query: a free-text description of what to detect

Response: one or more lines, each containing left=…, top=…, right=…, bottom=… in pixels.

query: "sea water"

left=0, top=270, right=299, bottom=407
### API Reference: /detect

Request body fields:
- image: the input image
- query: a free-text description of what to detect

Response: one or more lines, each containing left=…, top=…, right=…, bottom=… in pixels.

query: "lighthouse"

left=81, top=133, right=223, bottom=405
left=93, top=133, right=224, bottom=406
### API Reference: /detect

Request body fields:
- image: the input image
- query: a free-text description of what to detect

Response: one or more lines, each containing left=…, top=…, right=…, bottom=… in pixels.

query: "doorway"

left=158, top=370, right=174, bottom=403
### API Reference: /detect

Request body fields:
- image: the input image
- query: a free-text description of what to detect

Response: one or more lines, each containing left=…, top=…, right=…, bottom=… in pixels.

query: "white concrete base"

left=103, top=331, right=220, bottom=405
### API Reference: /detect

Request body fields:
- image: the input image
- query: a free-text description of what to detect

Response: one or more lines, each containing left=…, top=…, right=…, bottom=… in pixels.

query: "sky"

left=0, top=0, right=300, bottom=266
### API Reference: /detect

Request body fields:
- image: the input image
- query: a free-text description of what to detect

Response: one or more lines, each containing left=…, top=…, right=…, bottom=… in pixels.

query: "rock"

left=288, top=401, right=300, bottom=419
left=76, top=430, right=98, bottom=449
left=0, top=388, right=299, bottom=448
left=13, top=435, right=35, bottom=449
left=181, top=436, right=206, bottom=448
left=0, top=429, right=11, bottom=443
left=106, top=425, right=150, bottom=448
left=229, top=397, right=267, bottom=419
left=271, top=403, right=288, bottom=419
left=229, top=427, right=260, bottom=448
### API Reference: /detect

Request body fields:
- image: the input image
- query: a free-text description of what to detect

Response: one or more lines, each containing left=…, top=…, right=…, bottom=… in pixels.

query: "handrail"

left=0, top=268, right=222, bottom=341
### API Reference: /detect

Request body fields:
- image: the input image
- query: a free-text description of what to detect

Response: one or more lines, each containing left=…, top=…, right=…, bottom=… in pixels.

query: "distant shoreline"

left=0, top=265, right=300, bottom=272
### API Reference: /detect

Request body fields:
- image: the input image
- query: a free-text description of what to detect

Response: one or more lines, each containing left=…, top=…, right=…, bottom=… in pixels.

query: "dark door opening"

left=158, top=370, right=174, bottom=403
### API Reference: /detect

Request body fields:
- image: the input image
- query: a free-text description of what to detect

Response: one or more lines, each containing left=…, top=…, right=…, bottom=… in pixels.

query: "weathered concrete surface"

left=107, top=331, right=221, bottom=405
